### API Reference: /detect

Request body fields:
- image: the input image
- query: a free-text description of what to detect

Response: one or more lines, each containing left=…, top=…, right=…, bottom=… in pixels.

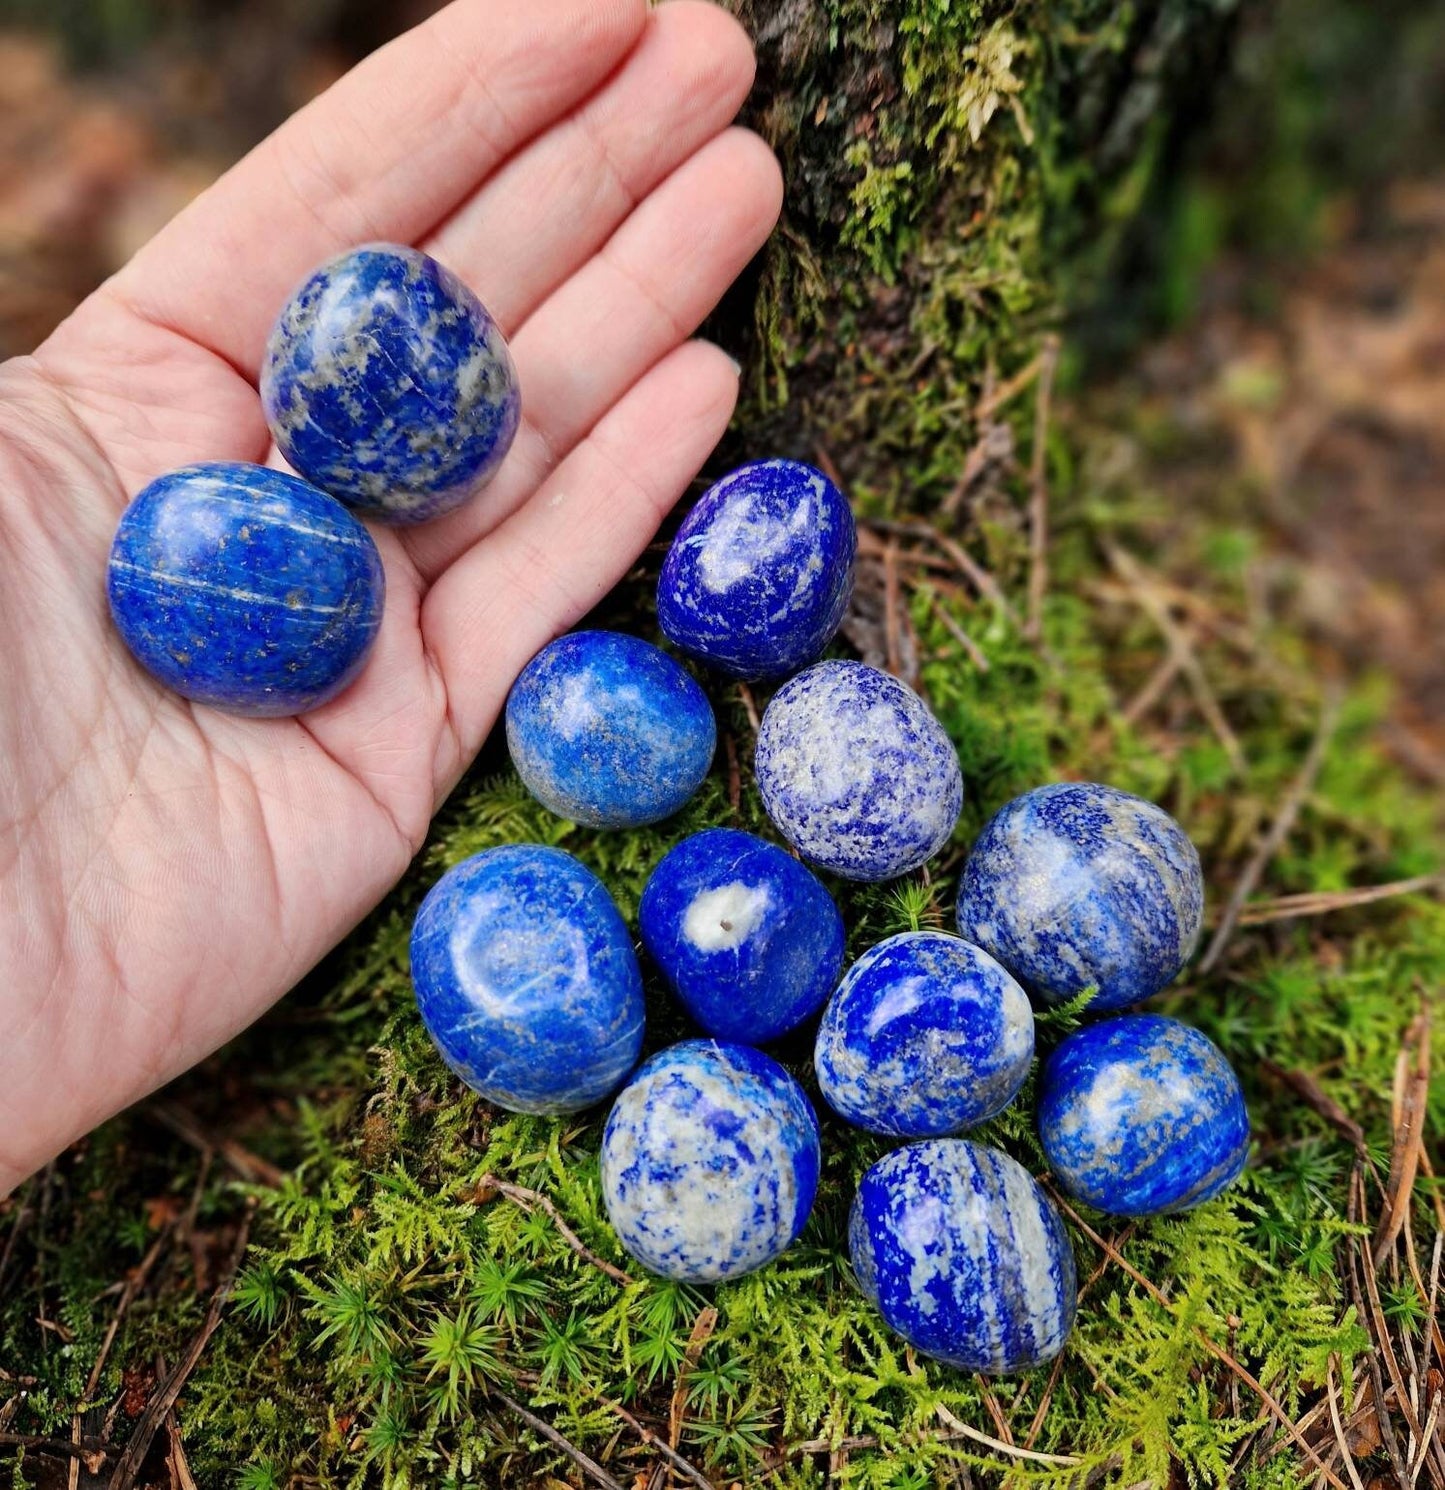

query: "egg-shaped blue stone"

left=600, top=1040, right=820, bottom=1282
left=261, top=244, right=520, bottom=524
left=815, top=932, right=1033, bottom=1137
left=639, top=829, right=845, bottom=1045
left=1038, top=1014, right=1249, bottom=1217
left=410, top=845, right=645, bottom=1114
left=506, top=631, right=716, bottom=829
left=754, top=661, right=963, bottom=881
left=849, top=1139, right=1077, bottom=1374
left=956, top=782, right=1204, bottom=1012
left=656, top=458, right=856, bottom=679
left=106, top=461, right=384, bottom=717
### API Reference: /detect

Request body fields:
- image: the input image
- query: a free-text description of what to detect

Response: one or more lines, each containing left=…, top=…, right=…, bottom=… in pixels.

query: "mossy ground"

left=4, top=1, right=1445, bottom=1487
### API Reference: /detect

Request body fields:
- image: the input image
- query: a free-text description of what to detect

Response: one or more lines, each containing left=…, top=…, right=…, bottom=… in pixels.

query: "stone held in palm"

left=261, top=243, right=520, bottom=524
left=106, top=461, right=384, bottom=717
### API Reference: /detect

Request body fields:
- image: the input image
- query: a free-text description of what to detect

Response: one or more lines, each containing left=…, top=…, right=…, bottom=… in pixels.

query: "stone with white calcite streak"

left=640, top=828, right=845, bottom=1045
left=1038, top=1014, right=1249, bottom=1216
left=815, top=931, right=1033, bottom=1137
left=754, top=660, right=963, bottom=881
left=849, top=1138, right=1077, bottom=1374
left=657, top=459, right=856, bottom=679
left=601, top=1041, right=820, bottom=1283
left=956, top=782, right=1204, bottom=1011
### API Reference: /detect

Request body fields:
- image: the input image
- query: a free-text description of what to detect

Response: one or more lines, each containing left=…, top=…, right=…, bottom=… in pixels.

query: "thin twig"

left=1324, top=1356, right=1368, bottom=1490
left=668, top=1307, right=718, bottom=1463
left=883, top=541, right=903, bottom=677
left=723, top=733, right=741, bottom=814
left=106, top=1203, right=254, bottom=1490
left=1048, top=1186, right=1353, bottom=1490
left=1198, top=686, right=1343, bottom=975
left=604, top=1397, right=718, bottom=1490
left=865, top=520, right=1023, bottom=630
left=736, top=682, right=761, bottom=737
left=475, top=1176, right=633, bottom=1286
left=1375, top=1005, right=1432, bottom=1267
left=976, top=351, right=1046, bottom=421
left=0, top=1433, right=113, bottom=1467
left=1216, top=875, right=1445, bottom=928
left=934, top=1403, right=1080, bottom=1466
left=1105, top=544, right=1247, bottom=774
left=145, top=1104, right=284, bottom=1189
left=165, top=1414, right=200, bottom=1490
left=929, top=592, right=990, bottom=671
left=1259, top=1060, right=1369, bottom=1158
left=1026, top=335, right=1059, bottom=641
left=494, top=1390, right=627, bottom=1490
left=1120, top=651, right=1184, bottom=728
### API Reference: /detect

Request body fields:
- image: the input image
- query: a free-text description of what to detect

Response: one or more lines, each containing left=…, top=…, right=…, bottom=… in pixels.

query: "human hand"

left=0, top=0, right=781, bottom=1195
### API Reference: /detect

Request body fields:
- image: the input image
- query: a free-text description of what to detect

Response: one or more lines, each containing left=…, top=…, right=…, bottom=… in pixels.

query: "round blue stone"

left=1038, top=1014, right=1249, bottom=1217
left=106, top=461, right=384, bottom=717
left=956, top=782, right=1204, bottom=1011
left=506, top=631, right=716, bottom=829
left=600, top=1040, right=821, bottom=1282
left=261, top=244, right=520, bottom=524
left=815, top=932, right=1034, bottom=1137
left=754, top=661, right=963, bottom=881
left=639, top=829, right=845, bottom=1045
left=849, top=1139, right=1077, bottom=1374
left=656, top=458, right=856, bottom=679
left=410, top=845, right=644, bottom=1115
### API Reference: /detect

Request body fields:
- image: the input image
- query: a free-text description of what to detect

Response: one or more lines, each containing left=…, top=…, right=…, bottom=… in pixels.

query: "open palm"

left=0, top=0, right=780, bottom=1196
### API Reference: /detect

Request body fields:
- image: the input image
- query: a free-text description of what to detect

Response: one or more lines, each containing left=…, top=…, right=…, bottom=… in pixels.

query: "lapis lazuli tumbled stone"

left=754, top=661, right=963, bottom=881
left=815, top=932, right=1033, bottom=1137
left=410, top=845, right=644, bottom=1114
left=600, top=1041, right=821, bottom=1282
left=656, top=458, right=857, bottom=679
left=639, top=828, right=845, bottom=1045
left=849, top=1139, right=1077, bottom=1374
left=506, top=631, right=716, bottom=829
left=956, top=782, right=1204, bottom=1012
left=261, top=244, right=520, bottom=524
left=1038, top=1014, right=1249, bottom=1217
left=106, top=461, right=384, bottom=717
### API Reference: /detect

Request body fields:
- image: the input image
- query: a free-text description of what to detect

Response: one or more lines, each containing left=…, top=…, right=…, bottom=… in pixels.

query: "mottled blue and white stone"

left=506, top=632, right=716, bottom=829
left=261, top=244, right=520, bottom=524
left=849, top=1139, right=1077, bottom=1374
left=1038, top=1014, right=1249, bottom=1217
left=106, top=461, right=384, bottom=717
left=639, top=829, right=845, bottom=1045
left=754, top=661, right=963, bottom=881
left=410, top=845, right=644, bottom=1115
left=815, top=932, right=1033, bottom=1137
left=956, top=783, right=1204, bottom=1011
left=600, top=1041, right=821, bottom=1283
left=656, top=459, right=857, bottom=679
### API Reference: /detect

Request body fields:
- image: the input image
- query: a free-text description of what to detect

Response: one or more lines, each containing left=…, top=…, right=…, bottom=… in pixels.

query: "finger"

left=107, top=0, right=647, bottom=378
left=404, top=127, right=783, bottom=583
left=426, top=0, right=756, bottom=330
left=421, top=339, right=740, bottom=759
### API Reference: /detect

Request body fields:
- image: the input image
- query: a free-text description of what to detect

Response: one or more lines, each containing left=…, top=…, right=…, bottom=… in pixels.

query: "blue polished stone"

left=754, top=661, right=963, bottom=881
left=106, top=461, right=384, bottom=717
left=956, top=783, right=1204, bottom=1012
left=261, top=244, right=520, bottom=524
left=639, top=829, right=845, bottom=1045
left=849, top=1139, right=1077, bottom=1374
left=410, top=845, right=644, bottom=1115
left=506, top=631, right=716, bottom=829
left=600, top=1040, right=820, bottom=1282
left=815, top=932, right=1033, bottom=1137
left=656, top=458, right=856, bottom=679
left=1038, top=1014, right=1249, bottom=1217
